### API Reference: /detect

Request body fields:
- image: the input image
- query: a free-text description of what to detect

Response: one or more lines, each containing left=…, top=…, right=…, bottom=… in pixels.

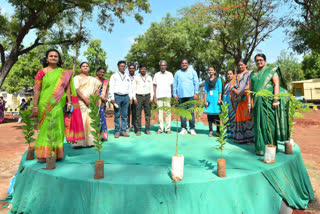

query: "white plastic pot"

left=289, top=138, right=295, bottom=147
left=264, top=145, right=276, bottom=164
left=171, top=155, right=184, bottom=182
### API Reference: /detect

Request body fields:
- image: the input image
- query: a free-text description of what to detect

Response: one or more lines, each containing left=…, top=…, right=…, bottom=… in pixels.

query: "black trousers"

left=136, top=94, right=151, bottom=132
left=207, top=114, right=220, bottom=133
left=127, top=102, right=136, bottom=130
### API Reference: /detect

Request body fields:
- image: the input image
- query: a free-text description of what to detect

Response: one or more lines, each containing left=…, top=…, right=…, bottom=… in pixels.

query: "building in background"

left=292, top=78, right=320, bottom=103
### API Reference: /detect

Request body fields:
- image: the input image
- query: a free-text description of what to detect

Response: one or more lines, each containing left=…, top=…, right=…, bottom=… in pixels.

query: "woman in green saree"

left=248, top=53, right=289, bottom=155
left=32, top=49, right=84, bottom=161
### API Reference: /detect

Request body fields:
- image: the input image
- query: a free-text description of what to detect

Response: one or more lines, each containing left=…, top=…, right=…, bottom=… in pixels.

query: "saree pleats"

left=251, top=67, right=289, bottom=155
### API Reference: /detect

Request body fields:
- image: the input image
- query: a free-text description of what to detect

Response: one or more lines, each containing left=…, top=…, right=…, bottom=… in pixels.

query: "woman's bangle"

left=248, top=104, right=252, bottom=107
left=67, top=102, right=72, bottom=106
left=33, top=106, right=38, bottom=109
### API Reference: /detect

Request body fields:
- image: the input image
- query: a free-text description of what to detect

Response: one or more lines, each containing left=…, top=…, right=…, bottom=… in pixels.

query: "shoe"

left=190, top=129, right=197, bottom=135
left=145, top=130, right=151, bottom=135
left=166, top=131, right=172, bottom=134
left=114, top=133, right=120, bottom=138
left=179, top=128, right=188, bottom=135
left=136, top=131, right=141, bottom=136
left=120, top=132, right=130, bottom=137
left=208, top=131, right=213, bottom=137
left=156, top=130, right=162, bottom=134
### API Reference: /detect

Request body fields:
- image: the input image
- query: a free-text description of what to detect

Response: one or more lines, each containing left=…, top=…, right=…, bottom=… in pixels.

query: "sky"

left=1, top=0, right=302, bottom=73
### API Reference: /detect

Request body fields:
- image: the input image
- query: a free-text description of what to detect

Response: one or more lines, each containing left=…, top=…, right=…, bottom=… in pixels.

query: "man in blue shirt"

left=173, top=58, right=199, bottom=135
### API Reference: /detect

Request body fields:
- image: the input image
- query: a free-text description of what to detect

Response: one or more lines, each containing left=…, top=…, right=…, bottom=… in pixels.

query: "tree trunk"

left=0, top=55, right=18, bottom=87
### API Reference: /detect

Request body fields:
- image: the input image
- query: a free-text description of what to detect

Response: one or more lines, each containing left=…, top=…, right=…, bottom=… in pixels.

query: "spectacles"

left=181, top=63, right=188, bottom=65
left=255, top=59, right=264, bottom=62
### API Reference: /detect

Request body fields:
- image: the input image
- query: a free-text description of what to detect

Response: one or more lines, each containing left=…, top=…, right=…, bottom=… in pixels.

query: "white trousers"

left=157, top=99, right=171, bottom=132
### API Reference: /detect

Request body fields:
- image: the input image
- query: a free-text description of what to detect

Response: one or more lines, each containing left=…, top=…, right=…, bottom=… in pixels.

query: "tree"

left=301, top=53, right=320, bottom=79
left=126, top=14, right=224, bottom=78
left=287, top=0, right=320, bottom=54
left=1, top=46, right=77, bottom=93
left=274, top=50, right=303, bottom=85
left=0, top=0, right=151, bottom=87
left=182, top=0, right=282, bottom=66
left=84, top=40, right=108, bottom=76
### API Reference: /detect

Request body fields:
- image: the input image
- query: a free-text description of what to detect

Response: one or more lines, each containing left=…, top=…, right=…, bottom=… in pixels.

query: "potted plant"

left=20, top=105, right=36, bottom=160
left=88, top=94, right=105, bottom=179
left=249, top=89, right=289, bottom=163
left=155, top=98, right=203, bottom=182
left=43, top=98, right=60, bottom=169
left=216, top=101, right=229, bottom=177
left=285, top=95, right=311, bottom=154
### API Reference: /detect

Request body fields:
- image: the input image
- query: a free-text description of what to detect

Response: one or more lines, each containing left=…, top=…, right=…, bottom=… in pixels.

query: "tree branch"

left=18, top=37, right=42, bottom=56
left=0, top=44, right=5, bottom=65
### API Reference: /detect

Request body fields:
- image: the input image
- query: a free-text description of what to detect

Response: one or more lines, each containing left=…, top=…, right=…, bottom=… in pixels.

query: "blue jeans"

left=178, top=97, right=195, bottom=129
left=114, top=95, right=130, bottom=134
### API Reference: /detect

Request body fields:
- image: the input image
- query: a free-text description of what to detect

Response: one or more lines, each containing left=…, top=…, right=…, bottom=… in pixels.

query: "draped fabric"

left=250, top=67, right=289, bottom=155
left=64, top=77, right=85, bottom=142
left=223, top=81, right=235, bottom=137
left=34, top=68, right=84, bottom=160
left=98, top=79, right=108, bottom=140
left=72, top=75, right=101, bottom=147
left=230, top=70, right=254, bottom=143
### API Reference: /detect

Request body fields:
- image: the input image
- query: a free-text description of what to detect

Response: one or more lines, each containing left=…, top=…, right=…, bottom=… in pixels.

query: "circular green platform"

left=10, top=122, right=313, bottom=214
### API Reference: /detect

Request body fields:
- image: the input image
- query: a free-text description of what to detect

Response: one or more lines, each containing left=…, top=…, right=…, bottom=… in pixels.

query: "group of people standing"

left=220, top=54, right=289, bottom=155
left=109, top=58, right=199, bottom=137
left=30, top=48, right=289, bottom=162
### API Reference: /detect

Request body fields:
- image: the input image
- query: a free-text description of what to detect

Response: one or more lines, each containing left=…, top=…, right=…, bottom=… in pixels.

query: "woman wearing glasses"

left=248, top=54, right=289, bottom=155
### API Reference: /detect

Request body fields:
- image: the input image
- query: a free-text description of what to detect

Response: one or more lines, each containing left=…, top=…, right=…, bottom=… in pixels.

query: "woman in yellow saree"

left=32, top=49, right=84, bottom=161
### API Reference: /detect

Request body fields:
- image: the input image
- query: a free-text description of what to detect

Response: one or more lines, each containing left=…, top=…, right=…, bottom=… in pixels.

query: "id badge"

left=210, top=90, right=213, bottom=96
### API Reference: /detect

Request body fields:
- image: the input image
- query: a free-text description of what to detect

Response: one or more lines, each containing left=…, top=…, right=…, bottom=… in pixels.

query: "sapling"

left=20, top=104, right=36, bottom=160
left=216, top=101, right=229, bottom=159
left=20, top=104, right=36, bottom=149
left=88, top=94, right=105, bottom=179
left=88, top=94, right=105, bottom=161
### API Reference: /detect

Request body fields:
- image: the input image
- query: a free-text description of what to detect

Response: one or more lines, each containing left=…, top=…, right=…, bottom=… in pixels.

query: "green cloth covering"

left=251, top=67, right=289, bottom=155
left=10, top=122, right=313, bottom=214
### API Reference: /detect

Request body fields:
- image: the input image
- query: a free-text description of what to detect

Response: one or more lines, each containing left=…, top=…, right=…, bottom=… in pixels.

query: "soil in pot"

left=94, top=160, right=104, bottom=179
left=217, top=158, right=226, bottom=177
left=26, top=146, right=35, bottom=160
left=46, top=155, right=56, bottom=170
left=285, top=141, right=293, bottom=155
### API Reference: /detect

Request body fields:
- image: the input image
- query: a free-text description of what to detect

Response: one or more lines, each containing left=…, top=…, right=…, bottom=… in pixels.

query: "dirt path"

left=0, top=111, right=319, bottom=213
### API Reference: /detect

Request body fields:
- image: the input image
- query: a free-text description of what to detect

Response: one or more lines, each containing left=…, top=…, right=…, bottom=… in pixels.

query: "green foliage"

left=0, top=0, right=151, bottom=87
left=301, top=53, right=320, bottom=79
left=275, top=50, right=304, bottom=84
left=43, top=97, right=60, bottom=157
left=84, top=40, right=108, bottom=76
left=287, top=95, right=312, bottom=138
left=216, top=101, right=229, bottom=159
left=88, top=94, right=105, bottom=160
left=126, top=14, right=222, bottom=78
left=1, top=45, right=78, bottom=92
left=181, top=0, right=281, bottom=66
left=288, top=0, right=320, bottom=54
left=20, top=104, right=36, bottom=147
left=155, top=98, right=203, bottom=155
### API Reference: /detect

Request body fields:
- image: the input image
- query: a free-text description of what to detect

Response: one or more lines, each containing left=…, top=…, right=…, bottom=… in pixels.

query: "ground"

left=0, top=111, right=319, bottom=214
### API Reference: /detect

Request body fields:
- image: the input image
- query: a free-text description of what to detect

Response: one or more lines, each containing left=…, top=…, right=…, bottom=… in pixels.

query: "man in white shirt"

left=153, top=60, right=173, bottom=134
left=133, top=64, right=153, bottom=135
left=127, top=63, right=136, bottom=133
left=109, top=60, right=132, bottom=138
